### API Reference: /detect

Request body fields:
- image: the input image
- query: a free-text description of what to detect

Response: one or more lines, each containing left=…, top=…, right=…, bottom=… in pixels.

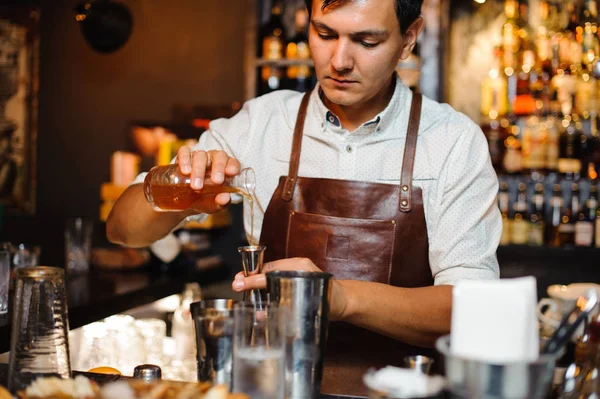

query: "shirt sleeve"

left=429, top=113, right=501, bottom=286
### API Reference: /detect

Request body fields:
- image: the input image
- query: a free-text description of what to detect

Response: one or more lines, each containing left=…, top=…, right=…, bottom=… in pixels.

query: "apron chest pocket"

left=286, top=211, right=397, bottom=284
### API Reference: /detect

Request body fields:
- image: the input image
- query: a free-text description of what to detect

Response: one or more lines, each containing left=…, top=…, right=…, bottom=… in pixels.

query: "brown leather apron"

left=259, top=89, right=435, bottom=396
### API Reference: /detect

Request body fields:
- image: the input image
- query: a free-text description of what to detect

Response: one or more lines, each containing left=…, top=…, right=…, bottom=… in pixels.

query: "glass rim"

left=15, top=266, right=65, bottom=279
left=190, top=299, right=237, bottom=316
left=435, top=334, right=558, bottom=365
left=233, top=301, right=279, bottom=311
left=266, top=270, right=333, bottom=280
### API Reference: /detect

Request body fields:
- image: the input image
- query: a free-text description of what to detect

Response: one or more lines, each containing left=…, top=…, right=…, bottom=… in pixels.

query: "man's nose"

left=330, top=40, right=354, bottom=73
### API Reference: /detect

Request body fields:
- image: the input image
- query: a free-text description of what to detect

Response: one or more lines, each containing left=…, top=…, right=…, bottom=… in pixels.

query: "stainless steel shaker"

left=266, top=270, right=332, bottom=399
left=190, top=299, right=236, bottom=389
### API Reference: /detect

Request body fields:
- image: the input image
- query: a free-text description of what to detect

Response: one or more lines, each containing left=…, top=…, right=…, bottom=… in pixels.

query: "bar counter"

left=0, top=365, right=370, bottom=398
left=0, top=256, right=230, bottom=353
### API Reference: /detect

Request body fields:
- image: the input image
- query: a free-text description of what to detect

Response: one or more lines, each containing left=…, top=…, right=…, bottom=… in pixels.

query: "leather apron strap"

left=282, top=89, right=313, bottom=202
left=280, top=89, right=423, bottom=210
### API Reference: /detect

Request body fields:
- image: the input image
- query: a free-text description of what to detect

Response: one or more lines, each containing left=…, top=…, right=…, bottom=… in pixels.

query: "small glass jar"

left=143, top=165, right=255, bottom=212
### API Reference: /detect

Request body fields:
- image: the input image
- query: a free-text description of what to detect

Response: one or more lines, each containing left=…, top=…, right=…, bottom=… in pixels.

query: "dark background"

left=0, top=0, right=250, bottom=266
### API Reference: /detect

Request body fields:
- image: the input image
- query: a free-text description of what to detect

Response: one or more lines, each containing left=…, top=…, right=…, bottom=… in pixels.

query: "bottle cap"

left=133, top=364, right=162, bottom=382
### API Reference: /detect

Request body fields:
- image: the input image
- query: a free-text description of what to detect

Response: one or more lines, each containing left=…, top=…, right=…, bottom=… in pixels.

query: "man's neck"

left=322, top=76, right=396, bottom=132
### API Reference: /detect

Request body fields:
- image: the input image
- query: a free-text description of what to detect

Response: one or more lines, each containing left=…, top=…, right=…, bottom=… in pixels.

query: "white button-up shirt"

left=135, top=77, right=501, bottom=285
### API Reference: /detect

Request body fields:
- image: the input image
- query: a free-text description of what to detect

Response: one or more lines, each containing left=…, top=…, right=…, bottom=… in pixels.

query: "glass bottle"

left=259, top=0, right=286, bottom=94
left=547, top=183, right=563, bottom=246
left=502, top=0, right=523, bottom=74
left=576, top=185, right=598, bottom=247
left=286, top=7, right=312, bottom=93
left=511, top=182, right=530, bottom=245
left=513, top=46, right=537, bottom=116
left=498, top=181, right=512, bottom=245
left=481, top=46, right=509, bottom=120
left=580, top=0, right=600, bottom=71
left=536, top=0, right=553, bottom=77
left=559, top=2, right=583, bottom=75
left=558, top=94, right=584, bottom=181
left=529, top=182, right=546, bottom=246
left=143, top=165, right=255, bottom=212
left=559, top=183, right=580, bottom=247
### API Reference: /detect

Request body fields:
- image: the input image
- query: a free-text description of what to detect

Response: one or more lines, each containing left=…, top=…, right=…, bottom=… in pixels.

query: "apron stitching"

left=387, top=220, right=397, bottom=284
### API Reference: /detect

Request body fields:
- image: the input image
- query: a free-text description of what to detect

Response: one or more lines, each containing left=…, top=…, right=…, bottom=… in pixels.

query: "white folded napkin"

left=451, top=276, right=539, bottom=364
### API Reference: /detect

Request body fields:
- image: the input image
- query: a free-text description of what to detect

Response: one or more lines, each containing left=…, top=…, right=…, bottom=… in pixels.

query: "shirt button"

left=328, top=115, right=336, bottom=123
left=346, top=145, right=353, bottom=153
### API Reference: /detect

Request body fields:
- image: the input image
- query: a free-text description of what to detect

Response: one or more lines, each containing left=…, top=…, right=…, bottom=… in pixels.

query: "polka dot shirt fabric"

left=133, top=76, right=501, bottom=285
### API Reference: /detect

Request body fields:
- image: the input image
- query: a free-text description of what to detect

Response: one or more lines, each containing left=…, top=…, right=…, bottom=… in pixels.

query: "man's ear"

left=399, top=16, right=424, bottom=60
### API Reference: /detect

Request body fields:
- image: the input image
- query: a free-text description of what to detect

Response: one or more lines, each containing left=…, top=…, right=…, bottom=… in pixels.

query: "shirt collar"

left=310, top=73, right=409, bottom=137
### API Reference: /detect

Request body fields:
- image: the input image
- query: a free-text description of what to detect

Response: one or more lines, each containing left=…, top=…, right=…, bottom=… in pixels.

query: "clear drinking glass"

left=0, top=250, right=9, bottom=314
left=135, top=318, right=167, bottom=365
left=8, top=267, right=71, bottom=393
left=65, top=217, right=93, bottom=275
left=232, top=303, right=285, bottom=399
left=76, top=321, right=111, bottom=371
left=12, top=243, right=41, bottom=269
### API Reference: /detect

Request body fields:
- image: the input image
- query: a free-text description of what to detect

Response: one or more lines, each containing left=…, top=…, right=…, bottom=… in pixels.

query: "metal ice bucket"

left=436, top=335, right=557, bottom=399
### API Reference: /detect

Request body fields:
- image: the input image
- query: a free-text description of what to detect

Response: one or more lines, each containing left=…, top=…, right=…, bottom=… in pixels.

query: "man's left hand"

left=231, top=257, right=348, bottom=321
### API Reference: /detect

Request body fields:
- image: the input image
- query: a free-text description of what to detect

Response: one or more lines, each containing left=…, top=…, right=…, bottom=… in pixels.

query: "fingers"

left=191, top=150, right=209, bottom=190
left=209, top=150, right=228, bottom=185
left=177, top=146, right=192, bottom=174
left=231, top=258, right=323, bottom=293
left=232, top=273, right=267, bottom=292
left=225, top=157, right=241, bottom=177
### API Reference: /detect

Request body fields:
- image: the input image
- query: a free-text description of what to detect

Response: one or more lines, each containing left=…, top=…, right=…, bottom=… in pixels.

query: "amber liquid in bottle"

left=144, top=165, right=256, bottom=242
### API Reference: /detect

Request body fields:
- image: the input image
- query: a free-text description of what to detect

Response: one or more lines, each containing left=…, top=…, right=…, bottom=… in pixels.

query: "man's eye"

left=360, top=41, right=380, bottom=48
left=318, top=34, right=335, bottom=40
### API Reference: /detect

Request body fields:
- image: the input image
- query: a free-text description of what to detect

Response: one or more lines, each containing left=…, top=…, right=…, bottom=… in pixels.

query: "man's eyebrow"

left=311, top=20, right=335, bottom=32
left=311, top=20, right=388, bottom=37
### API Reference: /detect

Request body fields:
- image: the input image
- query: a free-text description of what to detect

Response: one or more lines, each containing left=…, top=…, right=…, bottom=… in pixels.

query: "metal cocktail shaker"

left=190, top=299, right=236, bottom=390
left=266, top=270, right=332, bottom=399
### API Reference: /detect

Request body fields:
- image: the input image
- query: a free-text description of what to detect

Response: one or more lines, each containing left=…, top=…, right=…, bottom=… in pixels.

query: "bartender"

left=107, top=0, right=501, bottom=395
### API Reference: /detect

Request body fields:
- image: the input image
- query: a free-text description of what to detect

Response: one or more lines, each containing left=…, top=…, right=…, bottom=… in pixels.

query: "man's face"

left=309, top=0, right=418, bottom=109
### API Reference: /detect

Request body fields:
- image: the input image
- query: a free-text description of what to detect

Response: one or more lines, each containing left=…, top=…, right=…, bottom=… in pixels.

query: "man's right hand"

left=176, top=147, right=241, bottom=214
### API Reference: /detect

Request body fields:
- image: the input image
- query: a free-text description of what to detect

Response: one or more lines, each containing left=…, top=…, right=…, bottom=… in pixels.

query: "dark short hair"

left=304, top=0, right=423, bottom=35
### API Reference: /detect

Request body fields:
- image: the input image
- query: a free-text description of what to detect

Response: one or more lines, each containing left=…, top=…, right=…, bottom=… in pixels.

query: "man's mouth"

left=328, top=77, right=357, bottom=84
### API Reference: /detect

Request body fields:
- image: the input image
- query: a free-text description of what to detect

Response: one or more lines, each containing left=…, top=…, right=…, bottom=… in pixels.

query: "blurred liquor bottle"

left=547, top=183, right=563, bottom=246
left=558, top=183, right=580, bottom=247
left=529, top=182, right=545, bottom=246
left=286, top=7, right=312, bottom=93
left=498, top=181, right=511, bottom=246
left=558, top=93, right=584, bottom=181
left=481, top=46, right=509, bottom=172
left=575, top=184, right=598, bottom=247
left=511, top=181, right=530, bottom=244
left=259, top=0, right=286, bottom=94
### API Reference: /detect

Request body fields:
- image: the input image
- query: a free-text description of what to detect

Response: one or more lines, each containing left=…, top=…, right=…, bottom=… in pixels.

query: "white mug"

left=537, top=283, right=600, bottom=329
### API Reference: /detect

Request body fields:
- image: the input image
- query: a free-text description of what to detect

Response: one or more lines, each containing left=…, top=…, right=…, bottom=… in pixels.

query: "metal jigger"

left=238, top=246, right=267, bottom=308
